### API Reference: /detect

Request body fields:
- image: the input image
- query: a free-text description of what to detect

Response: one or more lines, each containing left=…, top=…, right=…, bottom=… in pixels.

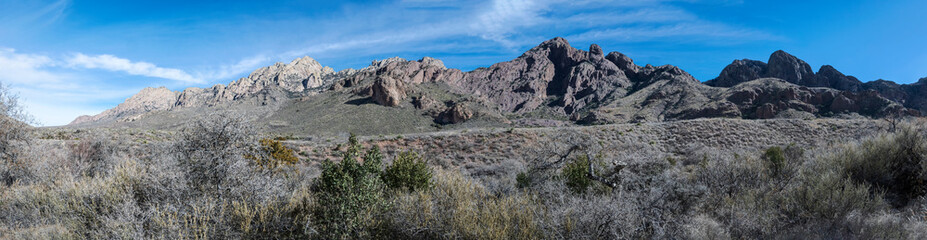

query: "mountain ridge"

left=68, top=37, right=922, bottom=132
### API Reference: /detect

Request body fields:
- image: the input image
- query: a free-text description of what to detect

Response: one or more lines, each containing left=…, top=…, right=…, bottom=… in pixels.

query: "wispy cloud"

left=469, top=0, right=548, bottom=47
left=0, top=48, right=207, bottom=126
left=0, top=0, right=70, bottom=35
left=66, top=53, right=203, bottom=83
left=0, top=48, right=59, bottom=84
left=567, top=21, right=780, bottom=44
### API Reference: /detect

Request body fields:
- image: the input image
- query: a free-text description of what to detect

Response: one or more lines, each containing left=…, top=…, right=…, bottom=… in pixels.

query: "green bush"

left=562, top=155, right=594, bottom=194
left=516, top=171, right=531, bottom=189
left=382, top=151, right=432, bottom=192
left=313, top=134, right=388, bottom=239
left=763, top=146, right=785, bottom=177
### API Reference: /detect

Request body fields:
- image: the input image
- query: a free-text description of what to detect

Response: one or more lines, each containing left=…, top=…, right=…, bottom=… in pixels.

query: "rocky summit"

left=69, top=37, right=922, bottom=135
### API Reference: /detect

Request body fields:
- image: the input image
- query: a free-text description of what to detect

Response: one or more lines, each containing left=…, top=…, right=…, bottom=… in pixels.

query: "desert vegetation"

left=2, top=81, right=927, bottom=239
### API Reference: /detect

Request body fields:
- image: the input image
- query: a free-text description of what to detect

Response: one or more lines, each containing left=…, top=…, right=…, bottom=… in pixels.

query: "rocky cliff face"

left=454, top=38, right=631, bottom=115
left=70, top=37, right=923, bottom=128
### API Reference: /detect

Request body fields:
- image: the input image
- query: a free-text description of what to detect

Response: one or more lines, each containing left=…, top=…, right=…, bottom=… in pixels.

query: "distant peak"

left=589, top=44, right=603, bottom=56
left=544, top=37, right=569, bottom=45
left=290, top=56, right=321, bottom=66
left=533, top=37, right=571, bottom=50
left=419, top=56, right=446, bottom=69
left=771, top=50, right=791, bottom=56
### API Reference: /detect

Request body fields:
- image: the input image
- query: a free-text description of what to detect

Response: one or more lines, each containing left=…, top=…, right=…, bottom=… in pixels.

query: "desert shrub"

left=246, top=138, right=299, bottom=171
left=382, top=151, right=432, bottom=192
left=688, top=131, right=927, bottom=238
left=68, top=137, right=114, bottom=178
left=562, top=155, right=609, bottom=194
left=0, top=82, right=32, bottom=186
left=836, top=126, right=927, bottom=207
left=0, top=81, right=34, bottom=124
left=683, top=215, right=731, bottom=240
left=388, top=170, right=544, bottom=239
left=174, top=113, right=255, bottom=198
left=763, top=146, right=786, bottom=176
left=59, top=159, right=147, bottom=239
left=516, top=171, right=531, bottom=189
left=313, top=134, right=388, bottom=239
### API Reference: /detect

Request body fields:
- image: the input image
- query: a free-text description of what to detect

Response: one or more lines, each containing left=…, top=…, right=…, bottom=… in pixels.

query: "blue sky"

left=1, top=0, right=925, bottom=126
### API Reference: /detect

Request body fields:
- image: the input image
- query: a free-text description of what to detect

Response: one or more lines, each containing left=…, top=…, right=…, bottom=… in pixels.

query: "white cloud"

left=0, top=48, right=189, bottom=126
left=0, top=48, right=60, bottom=84
left=469, top=0, right=548, bottom=46
left=67, top=53, right=203, bottom=83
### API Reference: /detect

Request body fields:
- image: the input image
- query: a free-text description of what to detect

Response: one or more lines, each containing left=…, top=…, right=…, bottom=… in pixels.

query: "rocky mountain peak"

left=766, top=50, right=815, bottom=85
left=70, top=86, right=178, bottom=125
left=589, top=44, right=604, bottom=56
left=228, top=55, right=336, bottom=97
left=814, top=65, right=862, bottom=91
left=605, top=51, right=640, bottom=74
left=705, top=59, right=767, bottom=87
left=419, top=56, right=446, bottom=69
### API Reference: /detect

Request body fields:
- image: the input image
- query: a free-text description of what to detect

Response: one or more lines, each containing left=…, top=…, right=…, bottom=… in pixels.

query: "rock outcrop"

left=766, top=50, right=816, bottom=86
left=371, top=76, right=407, bottom=107
left=813, top=65, right=862, bottom=91
left=724, top=79, right=904, bottom=119
left=454, top=37, right=631, bottom=115
left=436, top=103, right=473, bottom=124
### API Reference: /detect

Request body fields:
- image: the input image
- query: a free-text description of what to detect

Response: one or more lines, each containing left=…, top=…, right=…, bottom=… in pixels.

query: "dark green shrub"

left=382, top=151, right=432, bottom=192
left=763, top=146, right=785, bottom=176
left=563, top=155, right=594, bottom=194
left=516, top=171, right=531, bottom=189
left=313, top=134, right=388, bottom=239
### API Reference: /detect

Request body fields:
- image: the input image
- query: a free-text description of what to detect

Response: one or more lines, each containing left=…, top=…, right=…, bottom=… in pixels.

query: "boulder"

left=436, top=103, right=473, bottom=124
left=371, top=76, right=407, bottom=107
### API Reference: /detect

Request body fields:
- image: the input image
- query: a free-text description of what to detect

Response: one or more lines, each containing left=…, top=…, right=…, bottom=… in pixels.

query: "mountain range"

left=68, top=37, right=924, bottom=135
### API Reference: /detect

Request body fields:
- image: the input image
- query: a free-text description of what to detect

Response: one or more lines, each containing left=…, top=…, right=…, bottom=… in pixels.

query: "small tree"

left=563, top=155, right=595, bottom=194
left=313, top=134, right=388, bottom=239
left=175, top=113, right=254, bottom=198
left=0, top=81, right=35, bottom=125
left=763, top=146, right=786, bottom=177
left=0, top=82, right=33, bottom=186
left=382, top=151, right=432, bottom=192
